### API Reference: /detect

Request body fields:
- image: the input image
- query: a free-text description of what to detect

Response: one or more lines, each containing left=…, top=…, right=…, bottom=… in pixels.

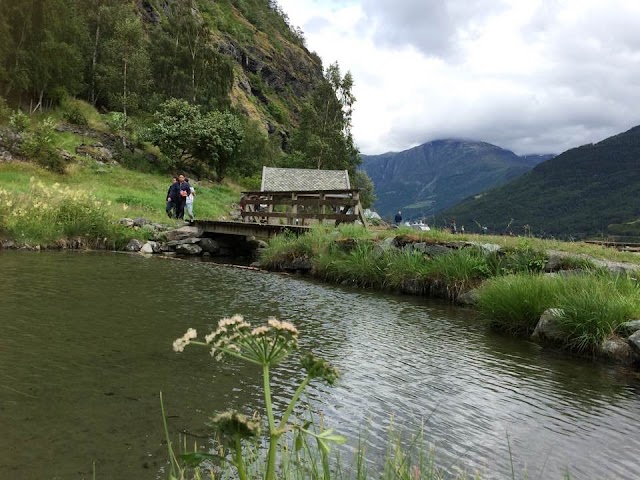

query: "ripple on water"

left=0, top=251, right=639, bottom=480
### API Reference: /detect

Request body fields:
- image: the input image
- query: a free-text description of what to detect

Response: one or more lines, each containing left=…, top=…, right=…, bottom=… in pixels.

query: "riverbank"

left=258, top=225, right=640, bottom=366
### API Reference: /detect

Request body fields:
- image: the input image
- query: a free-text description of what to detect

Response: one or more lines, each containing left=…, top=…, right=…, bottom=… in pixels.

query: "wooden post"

left=290, top=192, right=297, bottom=225
left=319, top=192, right=325, bottom=225
left=267, top=194, right=274, bottom=225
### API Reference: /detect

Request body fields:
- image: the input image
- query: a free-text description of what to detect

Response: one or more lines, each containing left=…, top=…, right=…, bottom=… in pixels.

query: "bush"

left=20, top=117, right=66, bottom=173
left=9, top=110, right=30, bottom=132
left=61, top=99, right=88, bottom=126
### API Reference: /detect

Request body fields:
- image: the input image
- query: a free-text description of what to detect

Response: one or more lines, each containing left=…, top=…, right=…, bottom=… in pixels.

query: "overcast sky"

left=277, top=0, right=640, bottom=156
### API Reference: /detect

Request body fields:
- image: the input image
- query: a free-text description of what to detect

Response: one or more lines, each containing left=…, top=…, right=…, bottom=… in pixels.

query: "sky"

left=277, top=0, right=640, bottom=156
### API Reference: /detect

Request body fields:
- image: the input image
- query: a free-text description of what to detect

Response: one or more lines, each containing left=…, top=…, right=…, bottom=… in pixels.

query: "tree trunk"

left=90, top=10, right=101, bottom=105
left=122, top=58, right=128, bottom=119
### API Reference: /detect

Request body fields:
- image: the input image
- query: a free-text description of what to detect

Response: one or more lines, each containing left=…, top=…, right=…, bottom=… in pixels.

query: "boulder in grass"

left=117, top=218, right=135, bottom=227
left=628, top=331, right=640, bottom=355
left=133, top=217, right=151, bottom=227
left=531, top=308, right=565, bottom=343
left=618, top=320, right=640, bottom=337
left=599, top=336, right=635, bottom=364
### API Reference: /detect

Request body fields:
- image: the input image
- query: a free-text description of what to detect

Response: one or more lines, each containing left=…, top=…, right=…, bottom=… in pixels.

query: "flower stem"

left=278, top=375, right=310, bottom=430
left=235, top=435, right=247, bottom=480
left=263, top=364, right=279, bottom=480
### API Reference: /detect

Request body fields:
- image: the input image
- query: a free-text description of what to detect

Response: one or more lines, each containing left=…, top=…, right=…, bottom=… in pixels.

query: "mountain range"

left=361, top=139, right=554, bottom=219
left=439, top=126, right=640, bottom=238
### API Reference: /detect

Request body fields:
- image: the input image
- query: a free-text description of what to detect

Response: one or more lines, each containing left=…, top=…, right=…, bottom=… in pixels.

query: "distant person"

left=394, top=210, right=402, bottom=225
left=165, top=176, right=178, bottom=218
left=185, top=178, right=196, bottom=222
left=175, top=174, right=191, bottom=220
left=450, top=219, right=457, bottom=234
left=482, top=226, right=488, bottom=235
left=460, top=225, right=465, bottom=234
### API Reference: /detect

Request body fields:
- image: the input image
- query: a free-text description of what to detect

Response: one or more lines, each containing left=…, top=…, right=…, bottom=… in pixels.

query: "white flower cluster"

left=172, top=328, right=197, bottom=352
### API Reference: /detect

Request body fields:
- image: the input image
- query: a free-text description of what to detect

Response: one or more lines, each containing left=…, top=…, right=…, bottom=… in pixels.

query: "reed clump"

left=0, top=177, right=136, bottom=248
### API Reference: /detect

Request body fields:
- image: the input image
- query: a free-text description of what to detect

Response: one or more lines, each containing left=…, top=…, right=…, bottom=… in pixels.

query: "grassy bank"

left=0, top=161, right=241, bottom=247
left=260, top=225, right=640, bottom=356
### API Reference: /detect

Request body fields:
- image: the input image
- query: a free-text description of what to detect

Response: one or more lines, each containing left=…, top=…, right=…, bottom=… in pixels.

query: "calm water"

left=0, top=251, right=639, bottom=480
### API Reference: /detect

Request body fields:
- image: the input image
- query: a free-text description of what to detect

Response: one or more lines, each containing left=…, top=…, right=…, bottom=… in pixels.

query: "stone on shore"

left=165, top=225, right=204, bottom=242
left=531, top=308, right=566, bottom=343
left=599, top=336, right=635, bottom=363
left=628, top=331, right=640, bottom=355
left=124, top=239, right=143, bottom=252
left=175, top=243, right=203, bottom=255
left=618, top=320, right=640, bottom=336
left=197, top=238, right=220, bottom=254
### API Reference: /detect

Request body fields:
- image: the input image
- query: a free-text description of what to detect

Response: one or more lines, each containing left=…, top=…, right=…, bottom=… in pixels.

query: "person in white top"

left=185, top=179, right=196, bottom=222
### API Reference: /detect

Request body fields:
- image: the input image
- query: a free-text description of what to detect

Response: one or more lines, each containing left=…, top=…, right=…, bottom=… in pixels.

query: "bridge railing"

left=239, top=189, right=366, bottom=227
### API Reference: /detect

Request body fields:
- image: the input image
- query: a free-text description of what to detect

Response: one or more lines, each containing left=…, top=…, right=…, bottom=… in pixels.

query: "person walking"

left=165, top=176, right=178, bottom=218
left=394, top=210, right=403, bottom=225
left=185, top=178, right=196, bottom=222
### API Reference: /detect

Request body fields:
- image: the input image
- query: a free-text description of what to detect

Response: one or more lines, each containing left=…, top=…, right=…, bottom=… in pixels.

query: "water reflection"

left=0, top=251, right=638, bottom=479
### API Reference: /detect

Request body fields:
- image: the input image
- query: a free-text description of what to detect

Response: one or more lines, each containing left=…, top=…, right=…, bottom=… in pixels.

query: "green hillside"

left=439, top=126, right=640, bottom=238
left=361, top=139, right=552, bottom=220
left=0, top=0, right=361, bottom=183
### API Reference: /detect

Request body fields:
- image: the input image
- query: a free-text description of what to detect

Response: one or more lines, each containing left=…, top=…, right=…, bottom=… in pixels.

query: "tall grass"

left=553, top=274, right=640, bottom=353
left=477, top=272, right=640, bottom=351
left=476, top=274, right=559, bottom=334
left=426, top=249, right=492, bottom=300
left=0, top=178, right=136, bottom=247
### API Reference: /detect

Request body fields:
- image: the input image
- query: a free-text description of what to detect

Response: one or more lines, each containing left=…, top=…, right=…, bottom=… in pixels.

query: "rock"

left=202, top=252, right=211, bottom=257
left=373, top=236, right=397, bottom=255
left=246, top=239, right=269, bottom=250
left=618, top=320, right=640, bottom=336
left=197, top=238, right=220, bottom=254
left=166, top=237, right=201, bottom=247
left=175, top=243, right=203, bottom=255
left=250, top=261, right=262, bottom=268
left=599, top=336, right=635, bottom=363
left=400, top=279, right=423, bottom=295
left=629, top=331, right=640, bottom=355
left=531, top=308, right=566, bottom=343
left=457, top=288, right=480, bottom=306
left=165, top=225, right=203, bottom=242
left=75, top=143, right=113, bottom=162
left=133, top=217, right=151, bottom=227
left=473, top=243, right=502, bottom=254
left=117, top=218, right=135, bottom=227
left=124, top=239, right=143, bottom=252
left=1, top=240, right=16, bottom=249
left=281, top=257, right=312, bottom=271
left=409, top=242, right=452, bottom=257
left=162, top=251, right=176, bottom=256
left=140, top=241, right=160, bottom=254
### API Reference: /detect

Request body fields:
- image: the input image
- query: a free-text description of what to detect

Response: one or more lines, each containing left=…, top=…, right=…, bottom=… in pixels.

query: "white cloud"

left=277, top=0, right=640, bottom=155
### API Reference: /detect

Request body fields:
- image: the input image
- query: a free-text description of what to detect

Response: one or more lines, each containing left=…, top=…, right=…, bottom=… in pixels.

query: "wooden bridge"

left=193, top=188, right=365, bottom=239
left=239, top=189, right=366, bottom=226
left=193, top=219, right=310, bottom=239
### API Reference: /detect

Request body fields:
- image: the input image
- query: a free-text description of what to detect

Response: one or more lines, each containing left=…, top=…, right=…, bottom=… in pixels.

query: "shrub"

left=20, top=117, right=66, bottom=172
left=9, top=110, right=30, bottom=132
left=61, top=99, right=88, bottom=126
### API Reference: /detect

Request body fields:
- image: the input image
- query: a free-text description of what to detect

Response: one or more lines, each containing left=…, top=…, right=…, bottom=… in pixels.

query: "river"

left=0, top=251, right=638, bottom=479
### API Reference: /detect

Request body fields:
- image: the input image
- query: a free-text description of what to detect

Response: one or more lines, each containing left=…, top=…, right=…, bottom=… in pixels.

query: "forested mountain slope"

left=0, top=0, right=363, bottom=185
left=439, top=126, right=640, bottom=238
left=361, top=139, right=552, bottom=219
